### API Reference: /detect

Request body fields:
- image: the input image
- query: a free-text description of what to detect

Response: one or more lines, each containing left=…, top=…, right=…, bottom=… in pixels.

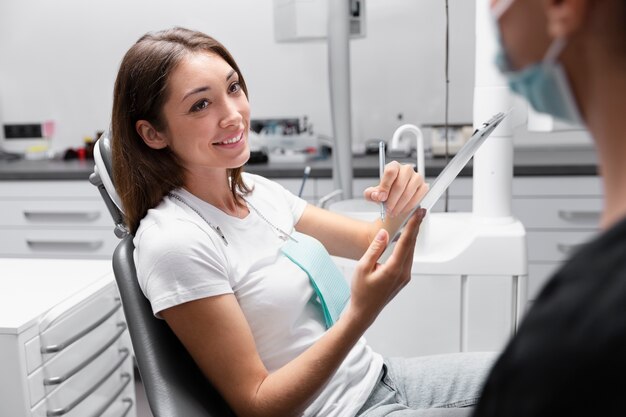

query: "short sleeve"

left=133, top=217, right=232, bottom=318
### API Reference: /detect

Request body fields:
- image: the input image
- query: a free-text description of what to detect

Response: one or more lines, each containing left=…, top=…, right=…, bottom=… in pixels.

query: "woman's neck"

left=183, top=170, right=247, bottom=218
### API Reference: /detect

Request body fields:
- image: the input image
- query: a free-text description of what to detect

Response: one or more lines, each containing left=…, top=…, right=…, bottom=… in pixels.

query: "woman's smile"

left=213, top=130, right=245, bottom=148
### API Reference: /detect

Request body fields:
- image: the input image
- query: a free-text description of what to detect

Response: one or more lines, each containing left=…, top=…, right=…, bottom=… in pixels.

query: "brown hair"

left=111, top=27, right=251, bottom=234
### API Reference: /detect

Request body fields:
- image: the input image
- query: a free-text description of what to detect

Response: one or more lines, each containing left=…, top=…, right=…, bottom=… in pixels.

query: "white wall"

left=0, top=0, right=589, bottom=153
left=0, top=0, right=476, bottom=152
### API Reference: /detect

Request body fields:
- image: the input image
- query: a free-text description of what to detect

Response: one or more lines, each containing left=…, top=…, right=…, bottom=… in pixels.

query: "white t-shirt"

left=134, top=173, right=382, bottom=417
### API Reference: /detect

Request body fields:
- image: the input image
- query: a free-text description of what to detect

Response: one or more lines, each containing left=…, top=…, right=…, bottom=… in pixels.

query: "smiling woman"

left=110, top=27, right=494, bottom=417
left=112, top=28, right=251, bottom=234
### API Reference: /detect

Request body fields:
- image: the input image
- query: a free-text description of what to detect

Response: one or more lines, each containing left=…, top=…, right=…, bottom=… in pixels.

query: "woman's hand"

left=344, top=208, right=426, bottom=331
left=364, top=161, right=428, bottom=219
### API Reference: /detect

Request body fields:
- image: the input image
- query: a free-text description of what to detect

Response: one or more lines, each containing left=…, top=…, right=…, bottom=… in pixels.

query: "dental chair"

left=90, top=132, right=475, bottom=417
left=90, top=132, right=235, bottom=417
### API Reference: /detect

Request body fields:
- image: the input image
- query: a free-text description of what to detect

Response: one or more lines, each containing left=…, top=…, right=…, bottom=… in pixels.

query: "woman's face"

left=158, top=51, right=250, bottom=174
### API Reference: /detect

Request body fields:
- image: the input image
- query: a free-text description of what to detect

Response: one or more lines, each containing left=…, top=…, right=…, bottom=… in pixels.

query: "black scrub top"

left=473, top=216, right=626, bottom=417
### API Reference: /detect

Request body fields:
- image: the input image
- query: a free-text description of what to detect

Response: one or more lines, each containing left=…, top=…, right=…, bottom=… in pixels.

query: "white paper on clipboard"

left=379, top=111, right=508, bottom=263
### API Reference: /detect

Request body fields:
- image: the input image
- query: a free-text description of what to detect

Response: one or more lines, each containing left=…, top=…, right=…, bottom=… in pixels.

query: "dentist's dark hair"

left=111, top=27, right=251, bottom=234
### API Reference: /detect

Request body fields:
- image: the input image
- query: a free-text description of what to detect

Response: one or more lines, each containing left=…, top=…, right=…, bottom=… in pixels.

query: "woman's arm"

left=296, top=161, right=428, bottom=259
left=160, top=210, right=424, bottom=417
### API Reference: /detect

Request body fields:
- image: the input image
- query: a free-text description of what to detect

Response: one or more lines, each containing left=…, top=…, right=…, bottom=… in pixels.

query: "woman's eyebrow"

left=181, top=70, right=236, bottom=103
left=182, top=86, right=210, bottom=103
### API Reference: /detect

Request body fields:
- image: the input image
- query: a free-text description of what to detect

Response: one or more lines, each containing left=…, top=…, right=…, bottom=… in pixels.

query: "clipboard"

left=379, top=111, right=508, bottom=263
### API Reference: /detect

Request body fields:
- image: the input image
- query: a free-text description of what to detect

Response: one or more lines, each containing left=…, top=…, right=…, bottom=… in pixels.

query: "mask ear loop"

left=492, top=0, right=516, bottom=20
left=542, top=37, right=567, bottom=65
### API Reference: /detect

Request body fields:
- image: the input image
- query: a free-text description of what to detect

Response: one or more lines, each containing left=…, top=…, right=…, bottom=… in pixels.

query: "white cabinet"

left=0, top=181, right=119, bottom=259
left=448, top=176, right=603, bottom=300
left=513, top=176, right=602, bottom=300
left=0, top=258, right=136, bottom=417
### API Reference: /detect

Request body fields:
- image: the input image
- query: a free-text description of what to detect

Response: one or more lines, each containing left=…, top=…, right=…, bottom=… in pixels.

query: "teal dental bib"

left=280, top=231, right=351, bottom=329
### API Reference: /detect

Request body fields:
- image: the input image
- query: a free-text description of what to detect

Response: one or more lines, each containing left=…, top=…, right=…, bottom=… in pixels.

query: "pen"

left=378, top=141, right=386, bottom=222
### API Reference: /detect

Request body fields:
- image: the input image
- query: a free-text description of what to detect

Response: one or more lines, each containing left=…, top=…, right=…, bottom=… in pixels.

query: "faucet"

left=390, top=124, right=425, bottom=178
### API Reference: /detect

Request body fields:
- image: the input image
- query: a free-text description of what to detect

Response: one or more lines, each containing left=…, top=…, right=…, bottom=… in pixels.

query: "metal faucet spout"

left=390, top=124, right=425, bottom=178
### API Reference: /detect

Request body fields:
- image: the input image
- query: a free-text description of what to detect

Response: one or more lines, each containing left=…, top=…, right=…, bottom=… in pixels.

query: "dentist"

left=474, top=0, right=626, bottom=415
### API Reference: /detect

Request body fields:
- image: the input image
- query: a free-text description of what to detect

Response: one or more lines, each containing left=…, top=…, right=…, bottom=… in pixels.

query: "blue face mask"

left=493, top=18, right=582, bottom=124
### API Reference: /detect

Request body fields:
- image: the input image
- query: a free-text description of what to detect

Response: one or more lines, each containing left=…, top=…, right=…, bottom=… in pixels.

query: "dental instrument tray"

left=379, top=111, right=508, bottom=263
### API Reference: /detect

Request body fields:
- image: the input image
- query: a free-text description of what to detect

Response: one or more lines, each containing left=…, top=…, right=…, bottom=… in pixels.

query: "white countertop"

left=0, top=258, right=112, bottom=334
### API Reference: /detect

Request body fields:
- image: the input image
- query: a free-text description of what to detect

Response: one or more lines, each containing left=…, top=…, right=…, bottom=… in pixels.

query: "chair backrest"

left=90, top=132, right=128, bottom=239
left=91, top=132, right=234, bottom=417
left=113, top=236, right=234, bottom=417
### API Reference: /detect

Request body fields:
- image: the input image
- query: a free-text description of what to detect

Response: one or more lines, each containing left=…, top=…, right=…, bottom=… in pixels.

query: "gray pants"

left=357, top=352, right=496, bottom=416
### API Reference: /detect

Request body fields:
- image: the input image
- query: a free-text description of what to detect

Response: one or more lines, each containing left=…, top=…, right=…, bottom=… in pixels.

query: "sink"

left=328, top=198, right=379, bottom=221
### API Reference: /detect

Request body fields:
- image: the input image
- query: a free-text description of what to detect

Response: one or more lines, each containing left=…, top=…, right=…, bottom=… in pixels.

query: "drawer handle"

left=557, top=242, right=584, bottom=255
left=557, top=210, right=600, bottom=222
left=23, top=211, right=101, bottom=222
left=44, top=322, right=127, bottom=385
left=120, top=398, right=134, bottom=417
left=91, top=375, right=133, bottom=417
left=26, top=240, right=104, bottom=251
left=46, top=349, right=131, bottom=416
left=41, top=302, right=122, bottom=354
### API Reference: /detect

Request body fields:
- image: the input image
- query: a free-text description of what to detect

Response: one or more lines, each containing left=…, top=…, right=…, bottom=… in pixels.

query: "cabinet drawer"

left=512, top=197, right=602, bottom=229
left=0, top=180, right=99, bottom=198
left=430, top=196, right=603, bottom=225
left=25, top=335, right=43, bottom=374
left=0, top=199, right=112, bottom=227
left=513, top=176, right=601, bottom=197
left=32, top=344, right=132, bottom=417
left=39, top=285, right=120, bottom=357
left=0, top=228, right=118, bottom=258
left=28, top=310, right=127, bottom=406
left=527, top=230, right=598, bottom=262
